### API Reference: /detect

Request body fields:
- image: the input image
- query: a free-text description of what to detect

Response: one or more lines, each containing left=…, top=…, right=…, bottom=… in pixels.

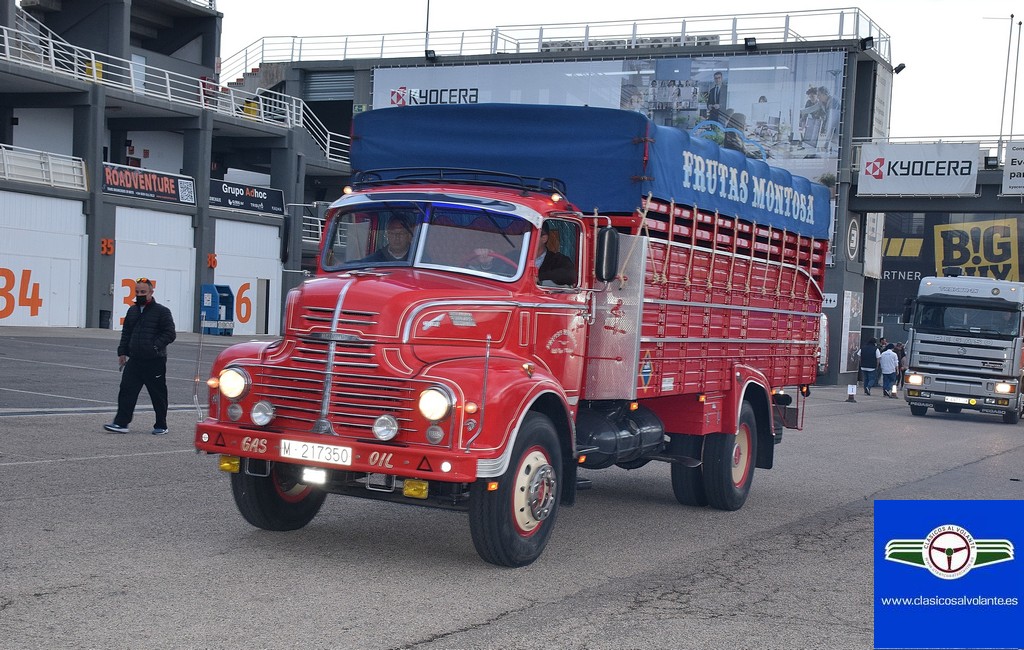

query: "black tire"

left=702, top=401, right=757, bottom=511
left=946, top=405, right=962, bottom=414
left=469, top=413, right=562, bottom=567
left=230, top=461, right=327, bottom=531
left=669, top=435, right=707, bottom=507
left=1003, top=398, right=1021, bottom=424
left=910, top=404, right=928, bottom=417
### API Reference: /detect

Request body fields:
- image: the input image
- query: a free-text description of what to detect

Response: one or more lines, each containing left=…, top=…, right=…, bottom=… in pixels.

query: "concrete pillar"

left=183, top=112, right=214, bottom=332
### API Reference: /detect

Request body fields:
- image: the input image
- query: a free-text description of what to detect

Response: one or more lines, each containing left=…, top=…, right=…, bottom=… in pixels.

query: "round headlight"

left=251, top=400, right=275, bottom=426
left=372, top=414, right=400, bottom=441
left=418, top=388, right=452, bottom=422
left=219, top=367, right=250, bottom=400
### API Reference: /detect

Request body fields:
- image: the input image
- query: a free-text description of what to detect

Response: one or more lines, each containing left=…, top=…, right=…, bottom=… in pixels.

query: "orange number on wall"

left=236, top=282, right=252, bottom=324
left=118, top=277, right=156, bottom=325
left=0, top=268, right=43, bottom=319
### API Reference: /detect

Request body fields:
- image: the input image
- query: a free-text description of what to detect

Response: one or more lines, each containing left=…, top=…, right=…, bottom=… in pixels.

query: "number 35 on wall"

left=0, top=268, right=43, bottom=319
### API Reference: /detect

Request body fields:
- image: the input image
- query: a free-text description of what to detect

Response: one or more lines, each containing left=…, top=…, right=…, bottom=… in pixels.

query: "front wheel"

left=230, top=461, right=327, bottom=531
left=1003, top=397, right=1021, bottom=424
left=909, top=405, right=928, bottom=417
left=469, top=413, right=562, bottom=567
left=702, top=401, right=757, bottom=511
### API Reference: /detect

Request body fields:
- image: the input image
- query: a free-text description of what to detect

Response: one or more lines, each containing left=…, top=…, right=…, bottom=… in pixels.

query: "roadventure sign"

left=858, top=143, right=978, bottom=196
left=102, top=163, right=196, bottom=205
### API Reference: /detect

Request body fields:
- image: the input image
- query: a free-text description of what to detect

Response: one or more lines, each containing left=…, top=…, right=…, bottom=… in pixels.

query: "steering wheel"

left=464, top=250, right=518, bottom=274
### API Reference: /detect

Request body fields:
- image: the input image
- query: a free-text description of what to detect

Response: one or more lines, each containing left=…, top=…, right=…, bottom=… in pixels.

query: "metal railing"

left=0, top=23, right=349, bottom=164
left=0, top=143, right=88, bottom=190
left=303, top=214, right=325, bottom=242
left=221, top=8, right=890, bottom=85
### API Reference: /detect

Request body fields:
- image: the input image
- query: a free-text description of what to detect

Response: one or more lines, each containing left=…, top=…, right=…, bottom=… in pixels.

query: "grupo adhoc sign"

left=858, top=143, right=978, bottom=196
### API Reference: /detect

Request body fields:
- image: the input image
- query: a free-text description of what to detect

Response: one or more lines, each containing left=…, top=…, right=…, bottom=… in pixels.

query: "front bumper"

left=903, top=389, right=1014, bottom=415
left=194, top=419, right=482, bottom=483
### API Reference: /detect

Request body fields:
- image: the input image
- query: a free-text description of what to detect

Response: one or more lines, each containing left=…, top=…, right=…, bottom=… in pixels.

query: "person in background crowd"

left=879, top=343, right=900, bottom=398
left=894, top=341, right=907, bottom=389
left=104, top=277, right=176, bottom=435
left=858, top=337, right=880, bottom=396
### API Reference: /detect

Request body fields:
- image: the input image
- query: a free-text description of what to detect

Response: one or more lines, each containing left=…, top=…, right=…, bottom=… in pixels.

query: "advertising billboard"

left=371, top=50, right=847, bottom=183
left=880, top=212, right=1022, bottom=314
left=858, top=143, right=979, bottom=196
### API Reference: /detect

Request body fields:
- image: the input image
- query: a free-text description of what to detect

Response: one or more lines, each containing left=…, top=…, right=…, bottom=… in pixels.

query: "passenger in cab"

left=536, top=221, right=576, bottom=286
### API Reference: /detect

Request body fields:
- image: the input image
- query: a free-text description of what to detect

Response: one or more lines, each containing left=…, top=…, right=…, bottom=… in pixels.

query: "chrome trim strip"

left=643, top=298, right=821, bottom=319
left=402, top=299, right=582, bottom=343
left=313, top=280, right=355, bottom=434
left=639, top=337, right=818, bottom=345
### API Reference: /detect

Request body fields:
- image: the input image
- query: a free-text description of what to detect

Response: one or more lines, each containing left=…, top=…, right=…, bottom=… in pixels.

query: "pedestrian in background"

left=894, top=341, right=907, bottom=389
left=859, top=337, right=880, bottom=396
left=104, top=277, right=176, bottom=435
left=879, top=343, right=899, bottom=398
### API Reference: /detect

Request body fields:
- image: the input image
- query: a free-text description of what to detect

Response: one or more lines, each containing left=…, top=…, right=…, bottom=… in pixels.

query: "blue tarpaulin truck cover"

left=351, top=104, right=831, bottom=240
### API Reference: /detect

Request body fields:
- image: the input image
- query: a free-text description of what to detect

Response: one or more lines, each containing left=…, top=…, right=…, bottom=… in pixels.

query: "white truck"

left=902, top=275, right=1024, bottom=424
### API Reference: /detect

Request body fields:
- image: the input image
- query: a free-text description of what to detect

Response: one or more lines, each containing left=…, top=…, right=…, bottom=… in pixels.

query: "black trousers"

left=114, top=357, right=169, bottom=429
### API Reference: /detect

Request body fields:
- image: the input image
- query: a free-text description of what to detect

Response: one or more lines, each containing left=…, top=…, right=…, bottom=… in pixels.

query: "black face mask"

left=135, top=296, right=149, bottom=306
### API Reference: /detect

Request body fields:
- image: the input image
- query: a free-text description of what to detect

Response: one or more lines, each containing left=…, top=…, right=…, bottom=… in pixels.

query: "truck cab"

left=903, top=275, right=1024, bottom=423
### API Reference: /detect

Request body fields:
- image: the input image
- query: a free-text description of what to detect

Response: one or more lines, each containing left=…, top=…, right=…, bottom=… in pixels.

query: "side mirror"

left=595, top=227, right=619, bottom=283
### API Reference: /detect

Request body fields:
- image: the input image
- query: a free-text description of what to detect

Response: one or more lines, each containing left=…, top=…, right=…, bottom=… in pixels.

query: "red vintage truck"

left=194, top=104, right=830, bottom=567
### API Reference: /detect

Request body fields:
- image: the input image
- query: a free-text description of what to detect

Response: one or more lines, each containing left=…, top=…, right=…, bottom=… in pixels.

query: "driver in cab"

left=472, top=221, right=576, bottom=286
left=361, top=215, right=414, bottom=263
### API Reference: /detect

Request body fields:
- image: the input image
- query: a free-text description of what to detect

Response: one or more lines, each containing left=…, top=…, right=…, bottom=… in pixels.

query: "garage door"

left=113, top=207, right=195, bottom=331
left=0, top=190, right=87, bottom=327
left=214, top=219, right=283, bottom=336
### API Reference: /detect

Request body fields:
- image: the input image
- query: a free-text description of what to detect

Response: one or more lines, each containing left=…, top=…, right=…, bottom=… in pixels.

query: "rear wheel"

left=230, top=461, right=327, bottom=531
left=702, top=402, right=757, bottom=511
left=469, top=413, right=562, bottom=567
left=910, top=405, right=928, bottom=417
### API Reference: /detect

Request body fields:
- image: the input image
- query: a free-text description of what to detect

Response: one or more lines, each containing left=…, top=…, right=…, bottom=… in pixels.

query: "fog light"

left=227, top=403, right=243, bottom=421
left=403, top=479, right=429, bottom=499
left=251, top=400, right=275, bottom=426
left=995, top=382, right=1015, bottom=394
left=302, top=467, right=327, bottom=484
left=440, top=461, right=452, bottom=473
left=372, top=414, right=400, bottom=441
left=426, top=424, right=445, bottom=444
left=218, top=455, right=240, bottom=473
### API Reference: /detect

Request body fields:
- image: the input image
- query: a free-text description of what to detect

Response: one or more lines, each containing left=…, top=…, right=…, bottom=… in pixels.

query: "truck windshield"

left=321, top=201, right=531, bottom=280
left=915, top=304, right=1020, bottom=337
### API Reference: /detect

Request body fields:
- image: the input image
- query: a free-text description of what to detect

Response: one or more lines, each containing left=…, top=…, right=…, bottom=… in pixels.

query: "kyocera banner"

left=858, top=143, right=978, bottom=196
left=1001, top=140, right=1024, bottom=195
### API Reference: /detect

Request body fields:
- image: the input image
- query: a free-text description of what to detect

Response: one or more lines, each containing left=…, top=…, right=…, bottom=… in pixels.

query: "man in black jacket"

left=104, top=278, right=177, bottom=435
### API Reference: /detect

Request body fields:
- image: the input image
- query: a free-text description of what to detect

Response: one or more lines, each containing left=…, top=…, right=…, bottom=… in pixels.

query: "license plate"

left=944, top=396, right=971, bottom=405
left=279, top=439, right=352, bottom=466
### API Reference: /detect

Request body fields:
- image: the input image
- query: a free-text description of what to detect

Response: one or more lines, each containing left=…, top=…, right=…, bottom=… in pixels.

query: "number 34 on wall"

left=0, top=268, right=43, bottom=319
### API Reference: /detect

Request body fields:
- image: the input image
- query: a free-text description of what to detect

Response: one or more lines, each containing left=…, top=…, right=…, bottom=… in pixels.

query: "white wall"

left=125, top=131, right=185, bottom=174
left=12, top=108, right=74, bottom=155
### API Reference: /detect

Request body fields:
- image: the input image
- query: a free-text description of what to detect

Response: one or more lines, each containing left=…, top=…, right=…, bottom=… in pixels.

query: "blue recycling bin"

left=200, top=284, right=235, bottom=335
